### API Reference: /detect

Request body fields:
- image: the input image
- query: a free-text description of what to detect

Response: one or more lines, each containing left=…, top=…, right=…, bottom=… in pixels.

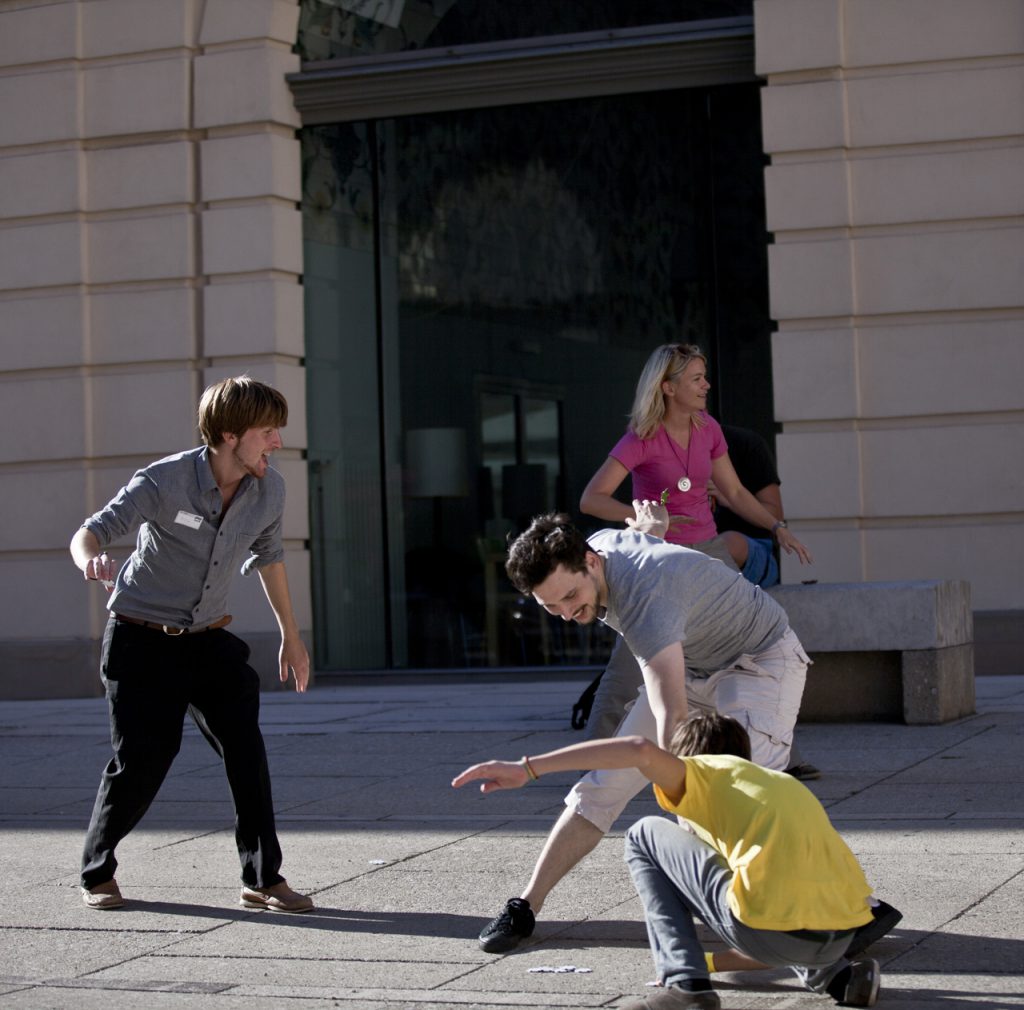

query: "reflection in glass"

left=297, top=0, right=753, bottom=62
left=480, top=392, right=515, bottom=529
left=302, top=83, right=770, bottom=671
left=525, top=398, right=560, bottom=517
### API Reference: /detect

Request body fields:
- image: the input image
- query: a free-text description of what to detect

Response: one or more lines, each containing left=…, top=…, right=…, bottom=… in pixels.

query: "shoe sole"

left=83, top=897, right=124, bottom=910
left=82, top=886, right=124, bottom=910
left=479, top=932, right=529, bottom=953
left=240, top=896, right=313, bottom=913
left=846, top=906, right=903, bottom=959
left=841, top=959, right=880, bottom=1007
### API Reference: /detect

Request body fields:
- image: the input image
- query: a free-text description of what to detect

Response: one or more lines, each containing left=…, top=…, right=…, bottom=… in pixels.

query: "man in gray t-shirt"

left=477, top=512, right=808, bottom=954
left=593, top=528, right=787, bottom=676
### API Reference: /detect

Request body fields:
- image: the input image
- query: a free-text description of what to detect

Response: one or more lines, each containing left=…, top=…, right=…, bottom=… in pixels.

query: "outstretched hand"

left=451, top=760, right=528, bottom=794
left=626, top=498, right=670, bottom=539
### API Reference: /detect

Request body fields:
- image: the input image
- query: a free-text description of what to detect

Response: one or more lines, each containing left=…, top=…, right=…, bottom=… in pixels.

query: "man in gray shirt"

left=70, top=375, right=312, bottom=913
left=478, top=511, right=808, bottom=952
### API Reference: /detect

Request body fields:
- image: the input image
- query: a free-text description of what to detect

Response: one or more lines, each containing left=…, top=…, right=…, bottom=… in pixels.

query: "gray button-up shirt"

left=83, top=446, right=285, bottom=629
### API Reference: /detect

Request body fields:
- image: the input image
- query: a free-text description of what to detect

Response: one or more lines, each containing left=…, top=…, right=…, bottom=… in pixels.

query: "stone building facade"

left=0, top=0, right=1019, bottom=697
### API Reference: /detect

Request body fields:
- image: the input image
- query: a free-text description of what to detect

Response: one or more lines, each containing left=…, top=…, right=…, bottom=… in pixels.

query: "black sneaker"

left=478, top=897, right=535, bottom=952
left=826, top=958, right=880, bottom=1007
left=845, top=900, right=903, bottom=958
left=786, top=762, right=822, bottom=781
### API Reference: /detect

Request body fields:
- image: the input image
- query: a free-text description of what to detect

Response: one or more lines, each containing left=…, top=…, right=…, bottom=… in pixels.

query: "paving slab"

left=0, top=928, right=185, bottom=977
left=0, top=674, right=1022, bottom=1009
left=826, top=781, right=1024, bottom=819
left=87, top=952, right=474, bottom=990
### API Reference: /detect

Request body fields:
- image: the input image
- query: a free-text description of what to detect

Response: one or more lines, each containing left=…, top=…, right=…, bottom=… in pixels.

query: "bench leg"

left=901, top=644, right=976, bottom=724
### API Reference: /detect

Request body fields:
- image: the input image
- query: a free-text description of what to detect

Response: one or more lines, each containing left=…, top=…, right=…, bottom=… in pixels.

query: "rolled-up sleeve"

left=83, top=471, right=158, bottom=547
left=240, top=511, right=284, bottom=574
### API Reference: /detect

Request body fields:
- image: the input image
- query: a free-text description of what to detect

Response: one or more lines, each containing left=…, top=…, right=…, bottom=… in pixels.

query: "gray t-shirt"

left=588, top=529, right=788, bottom=674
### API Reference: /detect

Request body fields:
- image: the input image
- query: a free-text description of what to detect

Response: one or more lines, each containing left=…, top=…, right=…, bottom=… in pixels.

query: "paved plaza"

left=1, top=673, right=1022, bottom=1009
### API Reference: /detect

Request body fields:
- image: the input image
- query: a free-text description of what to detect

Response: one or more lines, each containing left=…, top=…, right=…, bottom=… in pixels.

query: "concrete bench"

left=767, top=580, right=975, bottom=725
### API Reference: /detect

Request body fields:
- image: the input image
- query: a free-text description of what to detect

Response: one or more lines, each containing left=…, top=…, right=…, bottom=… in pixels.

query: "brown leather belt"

left=114, top=614, right=232, bottom=636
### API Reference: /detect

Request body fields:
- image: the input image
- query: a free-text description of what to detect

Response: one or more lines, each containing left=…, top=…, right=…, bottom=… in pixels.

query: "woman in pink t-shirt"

left=580, top=343, right=812, bottom=566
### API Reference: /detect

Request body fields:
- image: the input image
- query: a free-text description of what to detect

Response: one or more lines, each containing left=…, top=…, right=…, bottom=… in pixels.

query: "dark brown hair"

left=504, top=512, right=591, bottom=594
left=197, top=375, right=288, bottom=447
left=670, top=712, right=752, bottom=761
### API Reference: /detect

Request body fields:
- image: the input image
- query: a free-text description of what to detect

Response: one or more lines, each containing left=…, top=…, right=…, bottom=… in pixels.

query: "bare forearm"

left=453, top=734, right=686, bottom=796
left=528, top=736, right=659, bottom=777
left=580, top=491, right=635, bottom=525
left=640, top=645, right=690, bottom=750
left=258, top=561, right=300, bottom=635
left=70, top=528, right=101, bottom=572
left=71, top=527, right=118, bottom=585
left=648, top=683, right=688, bottom=749
left=754, top=486, right=784, bottom=523
left=259, top=560, right=310, bottom=691
left=724, top=486, right=812, bottom=563
left=727, top=486, right=782, bottom=534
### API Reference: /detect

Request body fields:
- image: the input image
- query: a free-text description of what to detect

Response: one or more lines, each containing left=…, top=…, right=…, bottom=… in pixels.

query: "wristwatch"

left=771, top=520, right=788, bottom=535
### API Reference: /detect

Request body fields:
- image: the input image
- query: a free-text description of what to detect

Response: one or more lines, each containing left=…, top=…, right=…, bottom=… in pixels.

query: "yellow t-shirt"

left=653, top=754, right=873, bottom=932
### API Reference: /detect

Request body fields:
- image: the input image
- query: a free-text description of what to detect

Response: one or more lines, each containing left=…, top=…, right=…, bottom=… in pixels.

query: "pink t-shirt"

left=609, top=414, right=728, bottom=544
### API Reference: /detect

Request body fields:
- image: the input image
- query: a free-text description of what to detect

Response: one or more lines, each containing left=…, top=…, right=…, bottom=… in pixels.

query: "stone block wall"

left=0, top=0, right=310, bottom=696
left=756, top=0, right=1024, bottom=616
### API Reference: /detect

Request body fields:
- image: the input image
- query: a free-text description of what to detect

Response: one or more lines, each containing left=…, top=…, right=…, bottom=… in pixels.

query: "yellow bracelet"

left=521, top=756, right=539, bottom=781
left=704, top=951, right=716, bottom=973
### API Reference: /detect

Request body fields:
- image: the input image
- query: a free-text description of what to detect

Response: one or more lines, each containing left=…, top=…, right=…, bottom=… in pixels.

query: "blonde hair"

left=628, top=343, right=707, bottom=439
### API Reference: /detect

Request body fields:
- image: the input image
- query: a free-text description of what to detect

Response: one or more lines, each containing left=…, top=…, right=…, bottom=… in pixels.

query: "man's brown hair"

left=197, top=375, right=288, bottom=447
left=504, top=512, right=591, bottom=595
left=670, top=712, right=752, bottom=761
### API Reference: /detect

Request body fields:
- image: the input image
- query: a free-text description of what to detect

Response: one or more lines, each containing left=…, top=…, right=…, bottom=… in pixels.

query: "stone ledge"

left=770, top=580, right=975, bottom=724
left=768, top=579, right=972, bottom=651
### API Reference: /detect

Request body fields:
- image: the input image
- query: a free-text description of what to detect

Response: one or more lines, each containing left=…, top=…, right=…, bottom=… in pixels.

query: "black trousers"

left=81, top=618, right=284, bottom=890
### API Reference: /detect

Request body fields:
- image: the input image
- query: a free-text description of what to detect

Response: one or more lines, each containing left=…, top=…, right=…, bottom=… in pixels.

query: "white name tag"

left=174, top=510, right=204, bottom=530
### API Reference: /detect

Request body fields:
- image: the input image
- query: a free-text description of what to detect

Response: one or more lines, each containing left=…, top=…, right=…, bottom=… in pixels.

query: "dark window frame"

left=288, top=18, right=755, bottom=124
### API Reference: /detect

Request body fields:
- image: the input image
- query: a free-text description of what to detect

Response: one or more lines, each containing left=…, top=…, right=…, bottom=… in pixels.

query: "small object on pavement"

left=528, top=965, right=593, bottom=974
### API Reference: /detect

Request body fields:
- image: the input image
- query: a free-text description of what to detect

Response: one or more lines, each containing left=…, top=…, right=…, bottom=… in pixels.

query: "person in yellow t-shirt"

left=452, top=713, right=884, bottom=1010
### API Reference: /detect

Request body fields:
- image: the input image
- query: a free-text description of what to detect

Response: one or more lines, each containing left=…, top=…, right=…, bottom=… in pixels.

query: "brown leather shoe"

left=620, top=986, right=721, bottom=1010
left=240, top=880, right=313, bottom=913
left=82, top=879, right=125, bottom=910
